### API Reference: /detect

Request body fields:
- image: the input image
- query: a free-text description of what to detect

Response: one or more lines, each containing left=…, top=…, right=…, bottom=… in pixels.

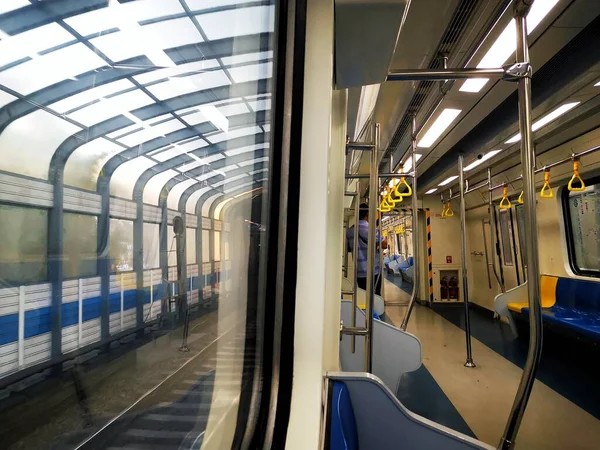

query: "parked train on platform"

left=0, top=0, right=599, bottom=449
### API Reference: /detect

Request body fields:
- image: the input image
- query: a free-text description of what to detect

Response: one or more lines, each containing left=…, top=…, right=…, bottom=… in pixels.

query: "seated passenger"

left=346, top=204, right=388, bottom=295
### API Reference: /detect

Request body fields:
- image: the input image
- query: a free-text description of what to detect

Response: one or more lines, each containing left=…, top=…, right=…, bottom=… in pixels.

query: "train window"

left=498, top=209, right=514, bottom=266
left=0, top=204, right=47, bottom=284
left=186, top=228, right=196, bottom=265
left=63, top=213, right=98, bottom=278
left=515, top=204, right=527, bottom=268
left=109, top=218, right=133, bottom=272
left=563, top=184, right=600, bottom=275
left=143, top=223, right=160, bottom=269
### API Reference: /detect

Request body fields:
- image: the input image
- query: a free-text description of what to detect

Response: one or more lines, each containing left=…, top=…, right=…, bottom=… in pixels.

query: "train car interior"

left=0, top=0, right=599, bottom=449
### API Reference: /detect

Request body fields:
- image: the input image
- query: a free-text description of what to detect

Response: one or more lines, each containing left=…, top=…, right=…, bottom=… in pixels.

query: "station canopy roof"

left=0, top=0, right=274, bottom=217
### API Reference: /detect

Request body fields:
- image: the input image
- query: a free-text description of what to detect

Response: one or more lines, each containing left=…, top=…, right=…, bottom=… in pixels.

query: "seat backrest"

left=555, top=276, right=600, bottom=313
left=407, top=256, right=414, bottom=266
left=330, top=381, right=359, bottom=450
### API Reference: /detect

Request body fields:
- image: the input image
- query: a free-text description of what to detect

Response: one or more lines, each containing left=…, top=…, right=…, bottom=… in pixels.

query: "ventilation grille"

left=385, top=0, right=483, bottom=153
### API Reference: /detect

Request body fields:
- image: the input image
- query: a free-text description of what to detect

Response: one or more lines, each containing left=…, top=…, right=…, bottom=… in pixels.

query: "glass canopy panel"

left=133, top=59, right=220, bottom=85
left=185, top=0, right=258, bottom=11
left=201, top=192, right=222, bottom=217
left=64, top=138, right=125, bottom=190
left=90, top=17, right=203, bottom=64
left=186, top=186, right=212, bottom=214
left=146, top=70, right=231, bottom=101
left=195, top=6, right=275, bottom=41
left=143, top=169, right=180, bottom=205
left=0, top=23, right=75, bottom=69
left=213, top=173, right=246, bottom=187
left=152, top=139, right=209, bottom=162
left=0, top=110, right=80, bottom=179
left=67, top=89, right=155, bottom=127
left=0, top=90, right=16, bottom=109
left=110, top=156, right=156, bottom=199
left=0, top=43, right=107, bottom=95
left=208, top=126, right=262, bottom=144
left=64, top=0, right=185, bottom=36
left=0, top=0, right=30, bottom=16
left=224, top=143, right=269, bottom=157
left=167, top=178, right=197, bottom=210
left=118, top=119, right=186, bottom=147
left=228, top=62, right=273, bottom=84
left=49, top=79, right=135, bottom=115
left=220, top=51, right=273, bottom=66
left=238, top=156, right=268, bottom=167
left=247, top=97, right=272, bottom=112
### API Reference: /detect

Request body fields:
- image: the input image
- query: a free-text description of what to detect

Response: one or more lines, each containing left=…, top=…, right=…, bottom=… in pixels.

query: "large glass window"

left=143, top=223, right=160, bottom=269
left=214, top=231, right=221, bottom=261
left=563, top=184, right=600, bottom=275
left=64, top=213, right=97, bottom=278
left=0, top=204, right=47, bottom=283
left=109, top=218, right=133, bottom=272
left=515, top=204, right=527, bottom=268
left=186, top=228, right=196, bottom=264
left=202, top=229, right=211, bottom=262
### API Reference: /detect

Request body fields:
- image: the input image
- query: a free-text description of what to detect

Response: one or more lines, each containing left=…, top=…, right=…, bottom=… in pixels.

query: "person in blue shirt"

left=347, top=203, right=387, bottom=295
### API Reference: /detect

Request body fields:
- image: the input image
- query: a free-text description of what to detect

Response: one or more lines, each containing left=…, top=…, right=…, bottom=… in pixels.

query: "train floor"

left=382, top=278, right=600, bottom=450
left=1, top=304, right=250, bottom=450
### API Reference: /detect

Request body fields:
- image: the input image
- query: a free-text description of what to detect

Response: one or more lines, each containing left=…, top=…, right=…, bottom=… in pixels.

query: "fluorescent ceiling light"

left=464, top=149, right=502, bottom=171
left=400, top=153, right=423, bottom=172
left=425, top=188, right=438, bottom=194
left=595, top=81, right=600, bottom=87
left=460, top=0, right=559, bottom=93
left=505, top=102, right=580, bottom=144
left=355, top=83, right=381, bottom=140
left=417, top=109, right=462, bottom=148
left=438, top=175, right=458, bottom=186
left=199, top=104, right=229, bottom=132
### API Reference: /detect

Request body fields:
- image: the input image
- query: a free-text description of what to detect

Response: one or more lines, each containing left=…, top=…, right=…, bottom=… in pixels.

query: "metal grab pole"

left=351, top=196, right=359, bottom=353
left=343, top=216, right=349, bottom=278
left=364, top=123, right=380, bottom=372
left=488, top=168, right=506, bottom=293
left=401, top=116, right=419, bottom=330
left=387, top=67, right=505, bottom=81
left=459, top=154, right=475, bottom=367
left=499, top=5, right=543, bottom=449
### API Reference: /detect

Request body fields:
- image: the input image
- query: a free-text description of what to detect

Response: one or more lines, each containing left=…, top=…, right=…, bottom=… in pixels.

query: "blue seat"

left=330, top=382, right=359, bottom=450
left=520, top=277, right=600, bottom=340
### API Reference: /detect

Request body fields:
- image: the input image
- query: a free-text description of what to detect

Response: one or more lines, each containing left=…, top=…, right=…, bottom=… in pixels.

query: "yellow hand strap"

left=441, top=202, right=447, bottom=218
left=499, top=187, right=512, bottom=209
left=568, top=160, right=585, bottom=192
left=445, top=201, right=454, bottom=217
left=388, top=182, right=404, bottom=205
left=518, top=191, right=524, bottom=204
left=540, top=170, right=553, bottom=198
left=398, top=177, right=412, bottom=197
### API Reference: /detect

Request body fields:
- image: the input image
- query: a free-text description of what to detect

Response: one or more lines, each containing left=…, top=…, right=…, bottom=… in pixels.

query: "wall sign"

left=446, top=255, right=452, bottom=264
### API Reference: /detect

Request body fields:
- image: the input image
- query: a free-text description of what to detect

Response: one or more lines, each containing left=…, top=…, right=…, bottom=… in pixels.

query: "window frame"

left=561, top=179, right=600, bottom=278
left=63, top=210, right=98, bottom=280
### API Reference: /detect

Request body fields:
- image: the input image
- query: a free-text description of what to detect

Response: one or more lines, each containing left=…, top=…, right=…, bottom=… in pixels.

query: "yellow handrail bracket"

left=568, top=160, right=586, bottom=192
left=499, top=186, right=512, bottom=209
left=540, top=170, right=553, bottom=198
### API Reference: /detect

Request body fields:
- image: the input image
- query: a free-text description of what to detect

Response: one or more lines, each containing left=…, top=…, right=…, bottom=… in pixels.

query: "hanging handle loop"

left=499, top=187, right=512, bottom=209
left=518, top=191, right=524, bottom=204
left=568, top=160, right=586, bottom=192
left=540, top=170, right=553, bottom=198
left=399, top=177, right=412, bottom=197
left=389, top=180, right=404, bottom=205
left=441, top=202, right=447, bottom=218
left=445, top=201, right=454, bottom=217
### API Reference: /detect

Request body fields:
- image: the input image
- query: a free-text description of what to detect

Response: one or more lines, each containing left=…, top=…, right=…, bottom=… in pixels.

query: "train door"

left=497, top=207, right=520, bottom=290
left=466, top=209, right=498, bottom=309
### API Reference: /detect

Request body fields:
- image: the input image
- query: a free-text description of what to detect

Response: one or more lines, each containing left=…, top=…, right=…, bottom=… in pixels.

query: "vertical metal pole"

left=459, top=154, right=475, bottom=367
left=364, top=123, right=380, bottom=372
left=18, top=285, right=25, bottom=368
left=401, top=116, right=419, bottom=330
left=499, top=5, right=543, bottom=449
left=488, top=168, right=506, bottom=293
left=343, top=217, right=349, bottom=278
left=78, top=278, right=83, bottom=346
left=351, top=195, right=359, bottom=353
